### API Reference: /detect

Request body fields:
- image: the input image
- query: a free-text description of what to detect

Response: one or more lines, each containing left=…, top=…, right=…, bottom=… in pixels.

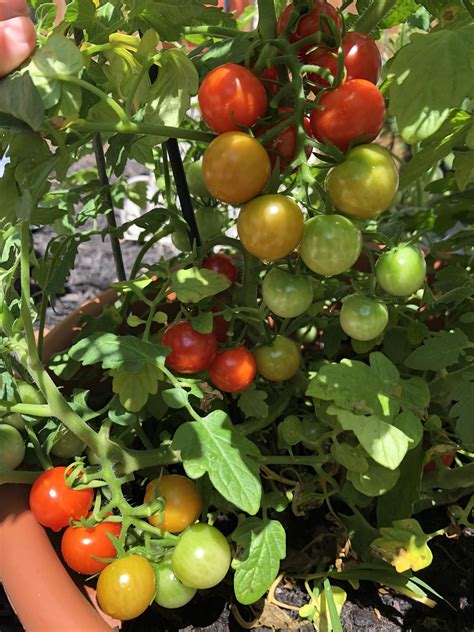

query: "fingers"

left=0, top=16, right=36, bottom=78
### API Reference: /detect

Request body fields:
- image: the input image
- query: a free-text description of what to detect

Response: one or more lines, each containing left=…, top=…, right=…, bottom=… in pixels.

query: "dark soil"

left=2, top=221, right=474, bottom=632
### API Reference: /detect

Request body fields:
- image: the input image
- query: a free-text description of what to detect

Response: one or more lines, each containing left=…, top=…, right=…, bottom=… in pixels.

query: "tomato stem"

left=354, top=0, right=398, bottom=34
left=73, top=119, right=215, bottom=143
left=256, top=0, right=277, bottom=40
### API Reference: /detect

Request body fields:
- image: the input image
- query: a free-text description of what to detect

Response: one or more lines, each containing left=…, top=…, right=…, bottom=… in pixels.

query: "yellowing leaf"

left=370, top=519, right=433, bottom=574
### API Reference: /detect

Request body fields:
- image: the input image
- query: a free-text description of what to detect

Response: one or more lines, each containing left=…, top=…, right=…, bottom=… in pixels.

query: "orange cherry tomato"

left=144, top=474, right=202, bottom=534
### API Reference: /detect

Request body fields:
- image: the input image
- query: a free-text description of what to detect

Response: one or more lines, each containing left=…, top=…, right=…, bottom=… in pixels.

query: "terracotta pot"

left=0, top=289, right=119, bottom=631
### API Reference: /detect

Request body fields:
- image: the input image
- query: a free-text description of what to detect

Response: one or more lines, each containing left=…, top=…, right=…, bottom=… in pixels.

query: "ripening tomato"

left=154, top=556, right=197, bottom=609
left=161, top=322, right=217, bottom=374
left=339, top=294, right=389, bottom=341
left=203, top=132, right=271, bottom=205
left=310, top=79, right=385, bottom=152
left=376, top=245, right=426, bottom=297
left=202, top=253, right=237, bottom=284
left=262, top=268, right=313, bottom=318
left=30, top=466, right=94, bottom=532
left=277, top=2, right=342, bottom=46
left=305, top=33, right=381, bottom=90
left=209, top=346, right=256, bottom=393
left=212, top=314, right=230, bottom=343
left=257, top=107, right=312, bottom=171
left=326, top=144, right=399, bottom=219
left=299, top=214, right=362, bottom=277
left=260, top=66, right=279, bottom=95
left=237, top=194, right=304, bottom=261
left=144, top=475, right=202, bottom=534
left=0, top=425, right=25, bottom=470
left=172, top=524, right=231, bottom=589
left=198, top=63, right=268, bottom=134
left=254, top=335, right=301, bottom=382
left=96, top=555, right=156, bottom=620
left=61, top=518, right=121, bottom=575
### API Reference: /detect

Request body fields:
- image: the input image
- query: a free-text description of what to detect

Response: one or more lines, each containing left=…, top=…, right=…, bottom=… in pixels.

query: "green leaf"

left=162, top=387, right=189, bottom=409
left=110, top=363, right=162, bottom=412
left=191, top=311, right=214, bottom=334
left=238, top=384, right=269, bottom=420
left=0, top=74, right=45, bottom=131
left=108, top=397, right=138, bottom=426
left=405, top=329, right=469, bottom=370
left=453, top=150, right=474, bottom=191
left=330, top=442, right=369, bottom=473
left=69, top=332, right=169, bottom=372
left=64, top=0, right=97, bottom=28
left=370, top=519, right=433, bottom=573
left=399, top=110, right=471, bottom=188
left=389, top=26, right=474, bottom=142
left=392, top=410, right=423, bottom=449
left=347, top=460, right=400, bottom=497
left=328, top=406, right=410, bottom=470
left=172, top=411, right=262, bottom=514
left=232, top=518, right=286, bottom=605
left=170, top=267, right=231, bottom=303
left=449, top=379, right=474, bottom=450
left=380, top=0, right=418, bottom=28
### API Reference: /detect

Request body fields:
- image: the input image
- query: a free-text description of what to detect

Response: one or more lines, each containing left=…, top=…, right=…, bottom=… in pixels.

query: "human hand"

left=0, top=0, right=36, bottom=78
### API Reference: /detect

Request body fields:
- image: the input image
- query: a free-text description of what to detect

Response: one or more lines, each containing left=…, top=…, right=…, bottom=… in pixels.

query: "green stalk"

left=56, top=76, right=130, bottom=125
left=257, top=0, right=277, bottom=39
left=354, top=0, right=398, bottom=34
left=0, top=403, right=52, bottom=417
left=74, top=120, right=215, bottom=144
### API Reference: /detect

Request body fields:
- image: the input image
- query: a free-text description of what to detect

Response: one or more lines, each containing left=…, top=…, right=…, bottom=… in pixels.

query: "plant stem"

left=0, top=403, right=52, bottom=417
left=74, top=120, right=215, bottom=144
left=354, top=0, right=398, bottom=33
left=57, top=76, right=130, bottom=125
left=94, top=134, right=127, bottom=281
left=257, top=0, right=277, bottom=39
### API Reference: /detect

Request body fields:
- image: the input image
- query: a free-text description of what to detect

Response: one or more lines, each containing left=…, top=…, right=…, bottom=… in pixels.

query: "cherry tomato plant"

left=0, top=0, right=473, bottom=629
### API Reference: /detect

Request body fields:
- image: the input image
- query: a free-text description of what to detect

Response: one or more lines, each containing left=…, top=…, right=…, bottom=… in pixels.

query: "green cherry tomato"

left=172, top=523, right=231, bottom=589
left=278, top=415, right=302, bottom=446
left=186, top=160, right=210, bottom=198
left=296, top=324, right=318, bottom=344
left=254, top=335, right=301, bottom=382
left=262, top=268, right=313, bottom=318
left=326, top=144, right=399, bottom=220
left=154, top=556, right=197, bottom=609
left=17, top=381, right=45, bottom=405
left=300, top=418, right=325, bottom=450
left=340, top=294, right=389, bottom=341
left=299, top=214, right=362, bottom=277
left=172, top=207, right=226, bottom=252
left=96, top=555, right=156, bottom=621
left=376, top=245, right=426, bottom=297
left=0, top=425, right=25, bottom=469
left=50, top=428, right=85, bottom=459
left=1, top=413, right=26, bottom=431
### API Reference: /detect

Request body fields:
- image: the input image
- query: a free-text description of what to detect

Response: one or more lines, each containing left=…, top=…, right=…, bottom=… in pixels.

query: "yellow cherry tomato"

left=144, top=474, right=202, bottom=533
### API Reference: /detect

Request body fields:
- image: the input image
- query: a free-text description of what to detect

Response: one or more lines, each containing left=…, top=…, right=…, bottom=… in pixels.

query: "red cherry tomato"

left=61, top=518, right=121, bottom=575
left=208, top=347, right=256, bottom=393
left=161, top=322, right=217, bottom=374
left=198, top=63, right=268, bottom=134
left=424, top=453, right=454, bottom=473
left=258, top=107, right=312, bottom=171
left=212, top=313, right=230, bottom=343
left=310, top=79, right=385, bottom=152
left=277, top=2, right=342, bottom=48
left=260, top=66, right=279, bottom=95
left=305, top=33, right=381, bottom=90
left=30, top=466, right=94, bottom=532
left=202, top=253, right=238, bottom=284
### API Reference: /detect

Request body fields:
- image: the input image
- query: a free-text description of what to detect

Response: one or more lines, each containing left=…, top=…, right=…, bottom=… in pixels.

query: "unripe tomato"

left=237, top=194, right=304, bottom=261
left=277, top=2, right=342, bottom=47
left=96, top=555, right=156, bottom=620
left=144, top=474, right=202, bottom=534
left=305, top=33, right=381, bottom=90
left=326, top=144, right=399, bottom=219
left=340, top=294, right=389, bottom=341
left=203, top=253, right=237, bottom=284
left=0, top=425, right=25, bottom=470
left=161, top=322, right=217, bottom=374
left=61, top=518, right=121, bottom=575
left=209, top=346, right=256, bottom=393
left=310, top=79, right=385, bottom=152
left=254, top=335, right=301, bottom=382
left=30, top=466, right=94, bottom=532
left=278, top=415, right=302, bottom=446
left=198, top=63, right=267, bottom=134
left=376, top=245, right=426, bottom=297
left=50, top=428, right=85, bottom=459
left=17, top=381, right=45, bottom=405
left=300, top=214, right=362, bottom=277
left=172, top=524, right=231, bottom=589
left=262, top=268, right=313, bottom=318
left=171, top=207, right=226, bottom=252
left=154, top=556, right=196, bottom=609
left=185, top=160, right=210, bottom=198
left=203, top=132, right=271, bottom=205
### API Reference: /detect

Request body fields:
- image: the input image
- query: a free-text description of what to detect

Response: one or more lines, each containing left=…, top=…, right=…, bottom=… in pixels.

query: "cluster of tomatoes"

left=29, top=467, right=230, bottom=619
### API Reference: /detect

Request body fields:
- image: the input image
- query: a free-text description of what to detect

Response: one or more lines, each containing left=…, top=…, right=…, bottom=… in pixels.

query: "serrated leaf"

left=329, top=406, right=410, bottom=471
left=110, top=362, right=161, bottom=412
left=238, top=384, right=269, bottom=420
left=389, top=26, right=474, bottom=142
left=371, top=519, right=433, bottom=573
left=347, top=460, right=400, bottom=497
left=69, top=332, right=169, bottom=372
left=449, top=380, right=474, bottom=450
left=172, top=411, right=262, bottom=514
left=232, top=518, right=286, bottom=605
left=0, top=74, right=45, bottom=131
left=171, top=267, right=231, bottom=303
left=404, top=329, right=469, bottom=370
